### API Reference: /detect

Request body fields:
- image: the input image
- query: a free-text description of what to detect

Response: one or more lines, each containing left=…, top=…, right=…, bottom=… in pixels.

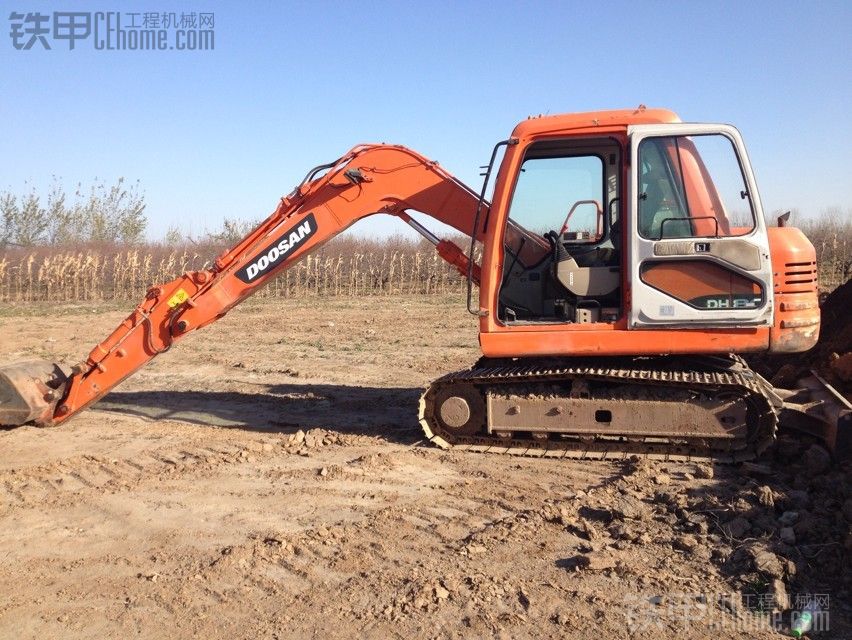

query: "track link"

left=419, top=356, right=781, bottom=462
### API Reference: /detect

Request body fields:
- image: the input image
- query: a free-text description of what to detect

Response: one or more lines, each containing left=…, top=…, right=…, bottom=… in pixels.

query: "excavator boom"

left=0, top=144, right=488, bottom=427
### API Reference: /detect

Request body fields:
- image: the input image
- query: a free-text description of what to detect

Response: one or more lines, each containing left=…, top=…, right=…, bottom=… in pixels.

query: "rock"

left=434, top=585, right=450, bottom=600
left=780, top=527, right=796, bottom=545
left=612, top=495, right=650, bottom=521
left=769, top=578, right=790, bottom=611
left=319, top=467, right=328, bottom=477
left=653, top=473, right=671, bottom=486
left=624, top=455, right=650, bottom=476
left=842, top=498, right=852, bottom=523
left=673, top=534, right=699, bottom=552
left=784, top=558, right=797, bottom=578
left=778, top=511, right=799, bottom=526
left=261, top=443, right=274, bottom=452
left=683, top=513, right=709, bottom=535
left=580, top=519, right=599, bottom=541
left=540, top=503, right=573, bottom=525
left=724, top=516, right=751, bottom=539
left=292, top=429, right=306, bottom=445
left=654, top=488, right=687, bottom=510
left=802, top=444, right=831, bottom=477
left=756, top=485, right=775, bottom=508
left=694, top=464, right=714, bottom=479
left=750, top=548, right=786, bottom=579
left=830, top=351, right=852, bottom=381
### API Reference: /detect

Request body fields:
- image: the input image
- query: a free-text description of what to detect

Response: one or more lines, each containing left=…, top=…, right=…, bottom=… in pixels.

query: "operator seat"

left=639, top=177, right=692, bottom=239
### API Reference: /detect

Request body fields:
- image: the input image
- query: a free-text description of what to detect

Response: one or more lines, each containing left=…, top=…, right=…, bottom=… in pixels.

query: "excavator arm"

left=0, top=144, right=487, bottom=427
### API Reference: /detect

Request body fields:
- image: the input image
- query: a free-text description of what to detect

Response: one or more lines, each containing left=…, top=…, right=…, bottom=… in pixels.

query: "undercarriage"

left=420, top=355, right=781, bottom=461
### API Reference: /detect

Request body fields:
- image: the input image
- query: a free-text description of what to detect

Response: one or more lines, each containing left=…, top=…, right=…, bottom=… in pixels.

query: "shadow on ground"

left=93, top=382, right=423, bottom=444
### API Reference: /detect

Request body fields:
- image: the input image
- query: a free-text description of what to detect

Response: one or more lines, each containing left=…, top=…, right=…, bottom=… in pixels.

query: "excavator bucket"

left=776, top=372, right=852, bottom=461
left=0, top=360, right=68, bottom=427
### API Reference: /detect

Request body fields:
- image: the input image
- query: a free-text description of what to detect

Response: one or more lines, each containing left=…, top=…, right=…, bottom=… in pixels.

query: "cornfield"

left=0, top=227, right=848, bottom=304
left=0, top=248, right=473, bottom=303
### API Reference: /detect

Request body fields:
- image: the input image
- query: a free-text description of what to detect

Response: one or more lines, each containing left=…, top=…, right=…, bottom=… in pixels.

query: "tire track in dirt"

left=0, top=436, right=283, bottom=511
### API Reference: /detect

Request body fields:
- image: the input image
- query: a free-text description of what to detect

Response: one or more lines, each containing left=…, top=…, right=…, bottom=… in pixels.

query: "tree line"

left=0, top=179, right=147, bottom=247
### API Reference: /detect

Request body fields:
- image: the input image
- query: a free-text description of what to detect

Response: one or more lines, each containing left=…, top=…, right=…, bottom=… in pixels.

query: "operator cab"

left=498, top=137, right=622, bottom=323
left=496, top=123, right=771, bottom=331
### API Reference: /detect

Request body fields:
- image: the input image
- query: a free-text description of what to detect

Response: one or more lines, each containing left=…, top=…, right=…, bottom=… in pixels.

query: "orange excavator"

left=1, top=108, right=848, bottom=460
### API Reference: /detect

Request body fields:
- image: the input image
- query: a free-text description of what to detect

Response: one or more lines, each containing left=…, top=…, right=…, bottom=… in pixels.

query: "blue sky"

left=1, top=1, right=850, bottom=241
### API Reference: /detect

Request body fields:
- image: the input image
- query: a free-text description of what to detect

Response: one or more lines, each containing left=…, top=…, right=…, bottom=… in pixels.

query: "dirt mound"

left=747, top=277, right=852, bottom=397
left=818, top=279, right=852, bottom=392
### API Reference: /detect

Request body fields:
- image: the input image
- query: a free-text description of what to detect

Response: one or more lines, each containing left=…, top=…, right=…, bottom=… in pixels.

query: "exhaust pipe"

left=0, top=360, right=68, bottom=427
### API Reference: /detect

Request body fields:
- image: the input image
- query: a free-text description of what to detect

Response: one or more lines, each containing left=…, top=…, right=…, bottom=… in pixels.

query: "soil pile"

left=747, top=277, right=852, bottom=398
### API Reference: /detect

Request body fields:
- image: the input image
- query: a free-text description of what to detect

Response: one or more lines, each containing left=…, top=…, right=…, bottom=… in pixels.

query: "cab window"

left=510, top=154, right=604, bottom=240
left=638, top=135, right=755, bottom=239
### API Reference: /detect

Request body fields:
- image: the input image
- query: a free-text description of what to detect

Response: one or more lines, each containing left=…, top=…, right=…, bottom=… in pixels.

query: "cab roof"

left=511, top=107, right=681, bottom=139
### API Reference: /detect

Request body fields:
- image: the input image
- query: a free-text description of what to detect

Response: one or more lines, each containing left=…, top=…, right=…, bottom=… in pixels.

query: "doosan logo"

left=236, top=213, right=317, bottom=283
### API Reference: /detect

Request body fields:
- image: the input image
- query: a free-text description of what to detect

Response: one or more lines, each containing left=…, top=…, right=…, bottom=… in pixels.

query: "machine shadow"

left=94, top=382, right=424, bottom=446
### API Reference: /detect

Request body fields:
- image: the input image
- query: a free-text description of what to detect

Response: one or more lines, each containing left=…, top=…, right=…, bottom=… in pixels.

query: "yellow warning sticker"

left=167, top=289, right=189, bottom=308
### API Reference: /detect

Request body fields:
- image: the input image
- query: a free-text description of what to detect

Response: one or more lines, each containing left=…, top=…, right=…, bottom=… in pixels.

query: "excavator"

left=1, top=107, right=848, bottom=460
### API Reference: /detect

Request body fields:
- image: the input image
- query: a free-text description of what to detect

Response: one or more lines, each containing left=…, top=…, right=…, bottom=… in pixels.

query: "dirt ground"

left=1, top=295, right=850, bottom=639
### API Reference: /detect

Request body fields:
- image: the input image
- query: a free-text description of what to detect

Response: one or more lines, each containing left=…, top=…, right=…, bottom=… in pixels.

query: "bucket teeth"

left=0, top=360, right=68, bottom=427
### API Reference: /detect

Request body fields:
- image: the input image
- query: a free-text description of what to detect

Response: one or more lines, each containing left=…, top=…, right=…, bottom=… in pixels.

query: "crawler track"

left=419, top=355, right=781, bottom=462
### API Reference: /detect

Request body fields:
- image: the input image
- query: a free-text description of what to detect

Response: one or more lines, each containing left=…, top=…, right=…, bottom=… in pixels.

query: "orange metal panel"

left=767, top=227, right=820, bottom=353
left=480, top=326, right=770, bottom=358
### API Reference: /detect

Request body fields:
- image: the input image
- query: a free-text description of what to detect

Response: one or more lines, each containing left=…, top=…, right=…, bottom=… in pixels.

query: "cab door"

left=627, top=123, right=773, bottom=328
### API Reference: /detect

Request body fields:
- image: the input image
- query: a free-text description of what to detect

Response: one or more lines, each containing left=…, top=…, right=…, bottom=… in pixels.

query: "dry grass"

left=0, top=241, right=470, bottom=303
left=0, top=220, right=847, bottom=303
